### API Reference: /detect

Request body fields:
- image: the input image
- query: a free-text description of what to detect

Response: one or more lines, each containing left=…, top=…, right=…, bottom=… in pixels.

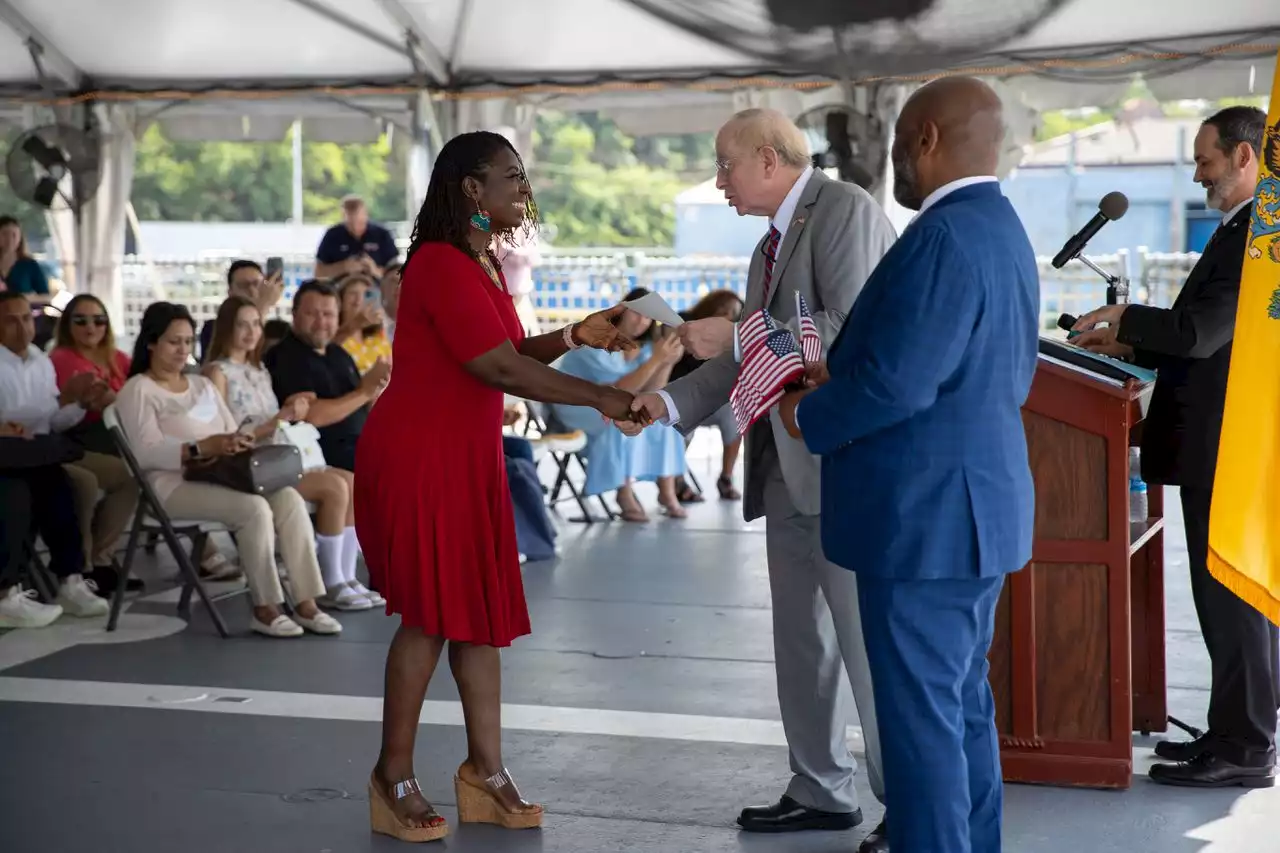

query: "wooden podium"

left=987, top=346, right=1166, bottom=789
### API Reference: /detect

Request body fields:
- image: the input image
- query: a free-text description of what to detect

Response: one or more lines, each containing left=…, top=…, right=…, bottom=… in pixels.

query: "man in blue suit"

left=778, top=77, right=1040, bottom=853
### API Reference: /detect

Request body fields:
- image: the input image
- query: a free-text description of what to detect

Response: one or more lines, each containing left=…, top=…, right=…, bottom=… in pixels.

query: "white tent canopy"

left=0, top=1, right=1274, bottom=123
left=0, top=0, right=1275, bottom=93
left=0, top=0, right=1274, bottom=323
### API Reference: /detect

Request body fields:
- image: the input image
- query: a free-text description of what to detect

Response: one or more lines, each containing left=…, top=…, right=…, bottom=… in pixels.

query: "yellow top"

left=342, top=330, right=392, bottom=374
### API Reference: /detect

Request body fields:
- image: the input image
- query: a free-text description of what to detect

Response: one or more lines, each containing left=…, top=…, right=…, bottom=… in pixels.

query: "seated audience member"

left=47, top=294, right=142, bottom=591
left=265, top=280, right=390, bottom=473
left=0, top=216, right=57, bottom=349
left=314, top=195, right=399, bottom=280
left=0, top=216, right=50, bottom=300
left=116, top=301, right=342, bottom=638
left=669, top=290, right=745, bottom=503
left=552, top=289, right=688, bottom=521
left=380, top=263, right=402, bottom=342
left=0, top=292, right=109, bottom=617
left=335, top=274, right=392, bottom=373
left=198, top=259, right=285, bottom=361
left=502, top=403, right=557, bottom=562
left=204, top=295, right=381, bottom=611
left=0, top=459, right=94, bottom=627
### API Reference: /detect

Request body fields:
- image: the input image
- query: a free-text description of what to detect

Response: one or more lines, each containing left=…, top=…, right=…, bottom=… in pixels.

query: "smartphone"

left=265, top=256, right=284, bottom=279
left=365, top=284, right=382, bottom=306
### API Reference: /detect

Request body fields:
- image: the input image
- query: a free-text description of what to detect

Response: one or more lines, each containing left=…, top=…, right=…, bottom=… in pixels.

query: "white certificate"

left=623, top=291, right=684, bottom=326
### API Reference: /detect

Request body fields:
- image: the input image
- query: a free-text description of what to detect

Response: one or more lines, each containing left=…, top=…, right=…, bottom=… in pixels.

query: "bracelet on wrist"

left=563, top=323, right=581, bottom=350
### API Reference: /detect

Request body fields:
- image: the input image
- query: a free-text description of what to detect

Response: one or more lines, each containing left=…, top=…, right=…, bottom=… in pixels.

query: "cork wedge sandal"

left=368, top=774, right=449, bottom=843
left=453, top=764, right=544, bottom=830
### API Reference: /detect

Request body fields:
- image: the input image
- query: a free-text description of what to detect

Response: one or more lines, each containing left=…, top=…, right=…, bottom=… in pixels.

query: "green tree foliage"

left=528, top=111, right=702, bottom=247
left=130, top=124, right=406, bottom=224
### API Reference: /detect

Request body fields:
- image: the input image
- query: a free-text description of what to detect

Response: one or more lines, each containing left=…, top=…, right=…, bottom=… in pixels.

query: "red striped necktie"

left=760, top=226, right=782, bottom=304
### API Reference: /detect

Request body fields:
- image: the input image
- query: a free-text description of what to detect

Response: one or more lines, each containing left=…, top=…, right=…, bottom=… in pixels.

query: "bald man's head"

left=715, top=108, right=813, bottom=218
left=891, top=77, right=1005, bottom=210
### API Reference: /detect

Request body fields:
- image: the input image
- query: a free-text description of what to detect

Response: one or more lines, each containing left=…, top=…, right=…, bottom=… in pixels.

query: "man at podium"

left=1072, top=105, right=1277, bottom=789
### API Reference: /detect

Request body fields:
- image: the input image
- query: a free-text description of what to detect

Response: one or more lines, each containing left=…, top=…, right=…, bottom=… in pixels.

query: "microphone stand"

left=1071, top=252, right=1130, bottom=305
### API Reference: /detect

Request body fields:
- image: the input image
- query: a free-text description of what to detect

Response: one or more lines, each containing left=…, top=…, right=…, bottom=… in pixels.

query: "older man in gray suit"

left=624, top=108, right=897, bottom=852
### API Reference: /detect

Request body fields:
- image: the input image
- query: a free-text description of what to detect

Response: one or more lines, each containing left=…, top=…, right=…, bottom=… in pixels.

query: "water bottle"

left=1128, top=447, right=1148, bottom=523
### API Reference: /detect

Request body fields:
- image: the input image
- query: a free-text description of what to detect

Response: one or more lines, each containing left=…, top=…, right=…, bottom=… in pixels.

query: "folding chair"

left=102, top=404, right=243, bottom=638
left=21, top=542, right=57, bottom=603
left=522, top=402, right=615, bottom=524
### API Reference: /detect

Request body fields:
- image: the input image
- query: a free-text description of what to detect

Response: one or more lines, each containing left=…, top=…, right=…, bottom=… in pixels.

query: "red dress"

left=354, top=242, right=530, bottom=646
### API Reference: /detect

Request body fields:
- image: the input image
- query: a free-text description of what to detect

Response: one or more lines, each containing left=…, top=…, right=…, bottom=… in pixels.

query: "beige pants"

left=163, top=483, right=325, bottom=608
left=64, top=451, right=140, bottom=570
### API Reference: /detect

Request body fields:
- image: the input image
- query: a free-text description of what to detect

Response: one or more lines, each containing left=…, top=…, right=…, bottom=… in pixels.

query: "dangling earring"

left=470, top=205, right=491, bottom=232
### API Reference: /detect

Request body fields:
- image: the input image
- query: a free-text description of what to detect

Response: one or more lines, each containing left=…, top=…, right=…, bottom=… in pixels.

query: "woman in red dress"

left=356, top=131, right=639, bottom=842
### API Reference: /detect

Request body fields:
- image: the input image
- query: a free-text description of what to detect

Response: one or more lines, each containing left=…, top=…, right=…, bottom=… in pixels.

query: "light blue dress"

left=553, top=343, right=686, bottom=496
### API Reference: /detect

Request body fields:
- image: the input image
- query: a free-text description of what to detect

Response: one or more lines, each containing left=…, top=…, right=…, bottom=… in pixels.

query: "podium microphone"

left=1051, top=192, right=1129, bottom=269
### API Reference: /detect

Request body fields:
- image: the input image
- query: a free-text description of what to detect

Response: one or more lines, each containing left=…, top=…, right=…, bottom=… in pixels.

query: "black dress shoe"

left=858, top=817, right=889, bottom=853
left=1154, top=732, right=1214, bottom=762
left=1149, top=752, right=1277, bottom=788
left=736, top=795, right=862, bottom=833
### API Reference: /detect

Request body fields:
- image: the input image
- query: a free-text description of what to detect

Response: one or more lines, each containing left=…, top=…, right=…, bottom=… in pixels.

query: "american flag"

left=795, top=293, right=823, bottom=365
left=737, top=308, right=776, bottom=360
left=730, top=329, right=806, bottom=435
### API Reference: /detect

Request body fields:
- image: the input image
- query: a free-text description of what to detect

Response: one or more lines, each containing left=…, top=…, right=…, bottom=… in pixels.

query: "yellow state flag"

left=1207, top=53, right=1280, bottom=626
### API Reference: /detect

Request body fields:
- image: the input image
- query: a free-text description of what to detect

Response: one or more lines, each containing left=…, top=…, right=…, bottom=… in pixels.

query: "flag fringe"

left=1207, top=547, right=1280, bottom=627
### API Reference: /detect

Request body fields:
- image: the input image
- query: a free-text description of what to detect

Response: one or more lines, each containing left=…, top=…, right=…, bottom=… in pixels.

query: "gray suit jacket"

left=663, top=170, right=897, bottom=520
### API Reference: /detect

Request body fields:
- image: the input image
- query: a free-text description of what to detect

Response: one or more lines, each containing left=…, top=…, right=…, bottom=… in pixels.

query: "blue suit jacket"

left=796, top=182, right=1039, bottom=581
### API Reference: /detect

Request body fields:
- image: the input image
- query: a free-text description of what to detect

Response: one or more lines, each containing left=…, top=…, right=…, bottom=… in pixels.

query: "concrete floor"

left=1, top=444, right=1276, bottom=853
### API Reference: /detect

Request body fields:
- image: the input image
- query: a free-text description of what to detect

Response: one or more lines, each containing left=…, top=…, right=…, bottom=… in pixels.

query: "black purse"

left=183, top=443, right=304, bottom=495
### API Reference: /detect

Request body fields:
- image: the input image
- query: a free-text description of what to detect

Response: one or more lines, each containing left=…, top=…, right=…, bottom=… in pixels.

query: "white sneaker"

left=0, top=586, right=63, bottom=628
left=56, top=575, right=110, bottom=618
left=347, top=580, right=385, bottom=607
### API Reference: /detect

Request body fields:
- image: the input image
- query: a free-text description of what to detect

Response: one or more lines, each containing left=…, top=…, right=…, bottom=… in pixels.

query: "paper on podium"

left=624, top=292, right=684, bottom=326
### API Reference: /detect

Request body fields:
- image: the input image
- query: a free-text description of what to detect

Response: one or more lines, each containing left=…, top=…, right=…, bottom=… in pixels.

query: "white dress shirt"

left=911, top=175, right=999, bottom=222
left=658, top=165, right=816, bottom=426
left=0, top=344, right=86, bottom=434
left=1220, top=196, right=1253, bottom=225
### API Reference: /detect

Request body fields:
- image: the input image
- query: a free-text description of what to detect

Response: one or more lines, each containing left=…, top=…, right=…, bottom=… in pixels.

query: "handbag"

left=183, top=443, right=303, bottom=495
left=276, top=422, right=327, bottom=472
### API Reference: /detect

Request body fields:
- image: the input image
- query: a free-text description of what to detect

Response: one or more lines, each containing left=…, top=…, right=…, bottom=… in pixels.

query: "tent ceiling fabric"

left=0, top=0, right=1273, bottom=143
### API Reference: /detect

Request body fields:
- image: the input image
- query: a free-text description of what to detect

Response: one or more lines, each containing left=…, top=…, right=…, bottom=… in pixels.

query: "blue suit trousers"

left=857, top=574, right=1005, bottom=853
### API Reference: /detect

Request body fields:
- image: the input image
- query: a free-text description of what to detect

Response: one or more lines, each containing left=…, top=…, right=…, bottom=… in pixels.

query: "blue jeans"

left=503, top=437, right=556, bottom=561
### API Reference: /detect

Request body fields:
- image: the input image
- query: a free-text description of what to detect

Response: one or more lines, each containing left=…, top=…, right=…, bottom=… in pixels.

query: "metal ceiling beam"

left=281, top=0, right=419, bottom=70
left=0, top=0, right=83, bottom=89
left=372, top=0, right=450, bottom=85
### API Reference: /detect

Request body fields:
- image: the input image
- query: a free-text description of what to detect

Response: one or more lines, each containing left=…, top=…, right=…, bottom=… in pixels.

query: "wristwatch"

left=186, top=441, right=202, bottom=461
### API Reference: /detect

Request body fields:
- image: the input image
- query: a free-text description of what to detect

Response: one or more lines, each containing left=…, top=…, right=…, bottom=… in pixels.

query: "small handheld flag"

left=795, top=292, right=823, bottom=365
left=737, top=307, right=776, bottom=359
left=730, top=328, right=806, bottom=435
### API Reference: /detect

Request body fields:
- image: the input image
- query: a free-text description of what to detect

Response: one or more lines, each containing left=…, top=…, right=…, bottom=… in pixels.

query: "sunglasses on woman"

left=71, top=314, right=108, bottom=327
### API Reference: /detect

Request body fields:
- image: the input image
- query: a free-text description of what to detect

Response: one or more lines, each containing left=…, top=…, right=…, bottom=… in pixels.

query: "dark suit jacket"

left=1117, top=203, right=1252, bottom=489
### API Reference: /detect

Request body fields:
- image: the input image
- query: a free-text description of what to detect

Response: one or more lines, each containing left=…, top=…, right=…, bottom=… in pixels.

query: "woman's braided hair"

left=403, top=130, right=540, bottom=271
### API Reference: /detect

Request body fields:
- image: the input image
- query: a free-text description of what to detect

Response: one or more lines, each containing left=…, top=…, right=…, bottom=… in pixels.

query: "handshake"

left=602, top=361, right=830, bottom=439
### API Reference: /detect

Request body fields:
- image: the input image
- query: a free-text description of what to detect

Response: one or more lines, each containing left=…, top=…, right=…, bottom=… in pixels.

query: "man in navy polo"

left=314, top=195, right=399, bottom=280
